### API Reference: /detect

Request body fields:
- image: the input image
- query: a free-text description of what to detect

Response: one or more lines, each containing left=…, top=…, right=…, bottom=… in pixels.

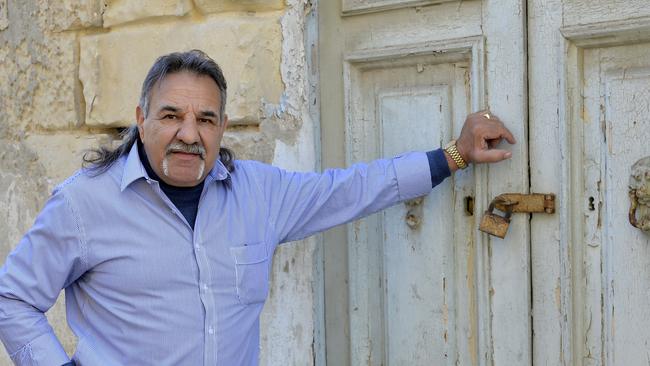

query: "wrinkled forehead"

left=151, top=71, right=221, bottom=101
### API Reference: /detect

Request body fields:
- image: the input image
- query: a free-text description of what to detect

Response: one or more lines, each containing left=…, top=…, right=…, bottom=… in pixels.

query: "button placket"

left=193, top=229, right=218, bottom=362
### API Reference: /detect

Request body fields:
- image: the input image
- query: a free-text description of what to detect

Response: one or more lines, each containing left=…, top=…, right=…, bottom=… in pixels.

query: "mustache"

left=165, top=142, right=206, bottom=159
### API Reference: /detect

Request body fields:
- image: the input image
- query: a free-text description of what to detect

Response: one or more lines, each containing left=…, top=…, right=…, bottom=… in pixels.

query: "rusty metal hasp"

left=479, top=193, right=555, bottom=239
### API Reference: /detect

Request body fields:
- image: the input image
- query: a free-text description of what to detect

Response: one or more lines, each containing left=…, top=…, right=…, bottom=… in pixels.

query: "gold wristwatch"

left=444, top=139, right=468, bottom=169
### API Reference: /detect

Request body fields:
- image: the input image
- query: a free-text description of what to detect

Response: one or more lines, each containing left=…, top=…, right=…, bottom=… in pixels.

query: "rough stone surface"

left=102, top=0, right=193, bottom=27
left=26, top=33, right=81, bottom=131
left=195, top=0, right=285, bottom=14
left=0, top=7, right=81, bottom=132
left=259, top=1, right=318, bottom=365
left=37, top=0, right=103, bottom=31
left=79, top=13, right=283, bottom=127
left=0, top=140, right=49, bottom=275
left=223, top=128, right=273, bottom=163
left=0, top=0, right=8, bottom=31
left=23, top=133, right=115, bottom=191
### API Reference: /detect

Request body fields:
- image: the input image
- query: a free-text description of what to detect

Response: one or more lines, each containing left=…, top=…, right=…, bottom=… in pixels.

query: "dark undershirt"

left=137, top=139, right=449, bottom=230
left=138, top=140, right=204, bottom=229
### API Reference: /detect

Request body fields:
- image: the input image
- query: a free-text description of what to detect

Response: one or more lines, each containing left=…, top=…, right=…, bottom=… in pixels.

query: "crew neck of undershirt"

left=137, top=140, right=204, bottom=228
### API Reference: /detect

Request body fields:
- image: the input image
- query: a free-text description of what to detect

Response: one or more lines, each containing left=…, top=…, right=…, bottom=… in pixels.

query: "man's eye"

left=163, top=114, right=177, bottom=120
left=199, top=118, right=214, bottom=124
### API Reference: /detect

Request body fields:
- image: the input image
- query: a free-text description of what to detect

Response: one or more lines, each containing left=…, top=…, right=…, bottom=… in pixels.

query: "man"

left=0, top=50, right=515, bottom=365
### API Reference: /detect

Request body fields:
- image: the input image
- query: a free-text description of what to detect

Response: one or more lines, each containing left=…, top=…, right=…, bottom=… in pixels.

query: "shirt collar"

left=120, top=143, right=232, bottom=192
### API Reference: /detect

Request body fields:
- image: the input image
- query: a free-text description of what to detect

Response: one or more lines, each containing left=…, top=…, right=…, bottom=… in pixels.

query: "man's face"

left=136, top=71, right=228, bottom=187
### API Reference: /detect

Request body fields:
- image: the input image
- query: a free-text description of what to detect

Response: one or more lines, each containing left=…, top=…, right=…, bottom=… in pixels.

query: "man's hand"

left=447, top=111, right=516, bottom=171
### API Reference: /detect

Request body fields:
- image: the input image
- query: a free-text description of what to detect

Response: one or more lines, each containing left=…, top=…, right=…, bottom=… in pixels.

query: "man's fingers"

left=474, top=149, right=513, bottom=163
left=458, top=111, right=517, bottom=165
left=480, top=126, right=517, bottom=145
left=476, top=112, right=517, bottom=145
left=500, top=127, right=516, bottom=144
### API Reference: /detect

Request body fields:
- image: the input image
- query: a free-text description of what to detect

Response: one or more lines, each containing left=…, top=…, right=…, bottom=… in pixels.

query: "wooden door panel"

left=321, top=1, right=528, bottom=365
left=346, top=53, right=470, bottom=365
left=581, top=43, right=650, bottom=365
left=381, top=82, right=455, bottom=366
left=530, top=1, right=650, bottom=364
left=562, top=0, right=650, bottom=26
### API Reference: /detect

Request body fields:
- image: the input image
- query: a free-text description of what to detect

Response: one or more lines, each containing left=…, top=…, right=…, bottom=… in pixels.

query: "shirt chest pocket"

left=229, top=242, right=270, bottom=305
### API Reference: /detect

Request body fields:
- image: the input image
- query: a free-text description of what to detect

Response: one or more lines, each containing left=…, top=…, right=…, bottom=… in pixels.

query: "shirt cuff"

left=426, top=148, right=451, bottom=188
left=10, top=332, right=70, bottom=366
left=392, top=151, right=434, bottom=200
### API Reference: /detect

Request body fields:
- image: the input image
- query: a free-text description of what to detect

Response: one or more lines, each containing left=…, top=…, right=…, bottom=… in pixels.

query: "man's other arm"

left=258, top=111, right=515, bottom=244
left=0, top=188, right=86, bottom=366
left=258, top=150, right=434, bottom=243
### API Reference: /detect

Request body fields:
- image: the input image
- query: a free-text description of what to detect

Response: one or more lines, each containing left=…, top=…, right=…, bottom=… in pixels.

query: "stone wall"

left=0, top=0, right=320, bottom=365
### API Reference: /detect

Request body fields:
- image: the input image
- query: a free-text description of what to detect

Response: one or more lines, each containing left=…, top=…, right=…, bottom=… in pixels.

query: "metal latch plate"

left=493, top=193, right=555, bottom=214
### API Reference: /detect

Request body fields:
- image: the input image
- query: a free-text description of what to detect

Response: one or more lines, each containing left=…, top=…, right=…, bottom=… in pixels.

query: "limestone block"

left=0, top=0, right=8, bottom=31
left=0, top=33, right=81, bottom=131
left=37, top=0, right=102, bottom=31
left=23, top=133, right=114, bottom=191
left=222, top=128, right=273, bottom=163
left=79, top=14, right=282, bottom=127
left=195, top=0, right=285, bottom=14
left=0, top=140, right=48, bottom=260
left=103, top=0, right=193, bottom=28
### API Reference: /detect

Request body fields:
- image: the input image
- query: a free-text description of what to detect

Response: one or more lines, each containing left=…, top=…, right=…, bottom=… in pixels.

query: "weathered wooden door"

left=529, top=1, right=650, bottom=365
left=321, top=0, right=650, bottom=365
left=320, top=1, right=529, bottom=365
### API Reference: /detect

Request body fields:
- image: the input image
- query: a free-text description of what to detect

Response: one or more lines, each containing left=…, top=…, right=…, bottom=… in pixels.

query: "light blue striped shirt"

left=0, top=144, right=434, bottom=365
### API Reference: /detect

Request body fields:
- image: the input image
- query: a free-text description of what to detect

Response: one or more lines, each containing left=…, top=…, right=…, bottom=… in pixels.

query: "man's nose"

left=176, top=115, right=200, bottom=144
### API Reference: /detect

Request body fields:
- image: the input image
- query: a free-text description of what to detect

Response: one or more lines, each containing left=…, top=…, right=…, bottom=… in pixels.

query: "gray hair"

left=84, top=50, right=235, bottom=175
left=139, top=49, right=228, bottom=120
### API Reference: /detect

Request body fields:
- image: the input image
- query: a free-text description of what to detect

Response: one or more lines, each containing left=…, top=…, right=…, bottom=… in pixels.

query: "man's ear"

left=222, top=114, right=229, bottom=129
left=136, top=106, right=145, bottom=140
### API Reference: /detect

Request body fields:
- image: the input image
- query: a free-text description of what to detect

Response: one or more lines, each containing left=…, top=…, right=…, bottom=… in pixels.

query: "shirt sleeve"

left=259, top=151, right=435, bottom=243
left=0, top=188, right=86, bottom=366
left=426, top=148, right=452, bottom=188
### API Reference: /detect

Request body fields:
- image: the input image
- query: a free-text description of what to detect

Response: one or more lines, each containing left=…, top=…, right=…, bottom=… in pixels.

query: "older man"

left=0, top=50, right=514, bottom=365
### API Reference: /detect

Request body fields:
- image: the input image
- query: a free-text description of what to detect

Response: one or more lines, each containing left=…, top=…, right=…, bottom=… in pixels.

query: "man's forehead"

left=149, top=72, right=221, bottom=105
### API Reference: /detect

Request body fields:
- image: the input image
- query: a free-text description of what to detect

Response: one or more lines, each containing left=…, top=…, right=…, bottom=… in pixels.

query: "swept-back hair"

left=83, top=50, right=235, bottom=175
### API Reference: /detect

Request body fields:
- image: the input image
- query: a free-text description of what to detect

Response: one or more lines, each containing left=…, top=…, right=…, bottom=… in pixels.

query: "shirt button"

left=202, top=283, right=209, bottom=291
left=208, top=327, right=214, bottom=335
left=194, top=244, right=200, bottom=251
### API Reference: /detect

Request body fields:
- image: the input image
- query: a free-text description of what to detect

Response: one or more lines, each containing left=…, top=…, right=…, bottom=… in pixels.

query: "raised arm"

left=263, top=110, right=515, bottom=244
left=253, top=151, right=433, bottom=243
